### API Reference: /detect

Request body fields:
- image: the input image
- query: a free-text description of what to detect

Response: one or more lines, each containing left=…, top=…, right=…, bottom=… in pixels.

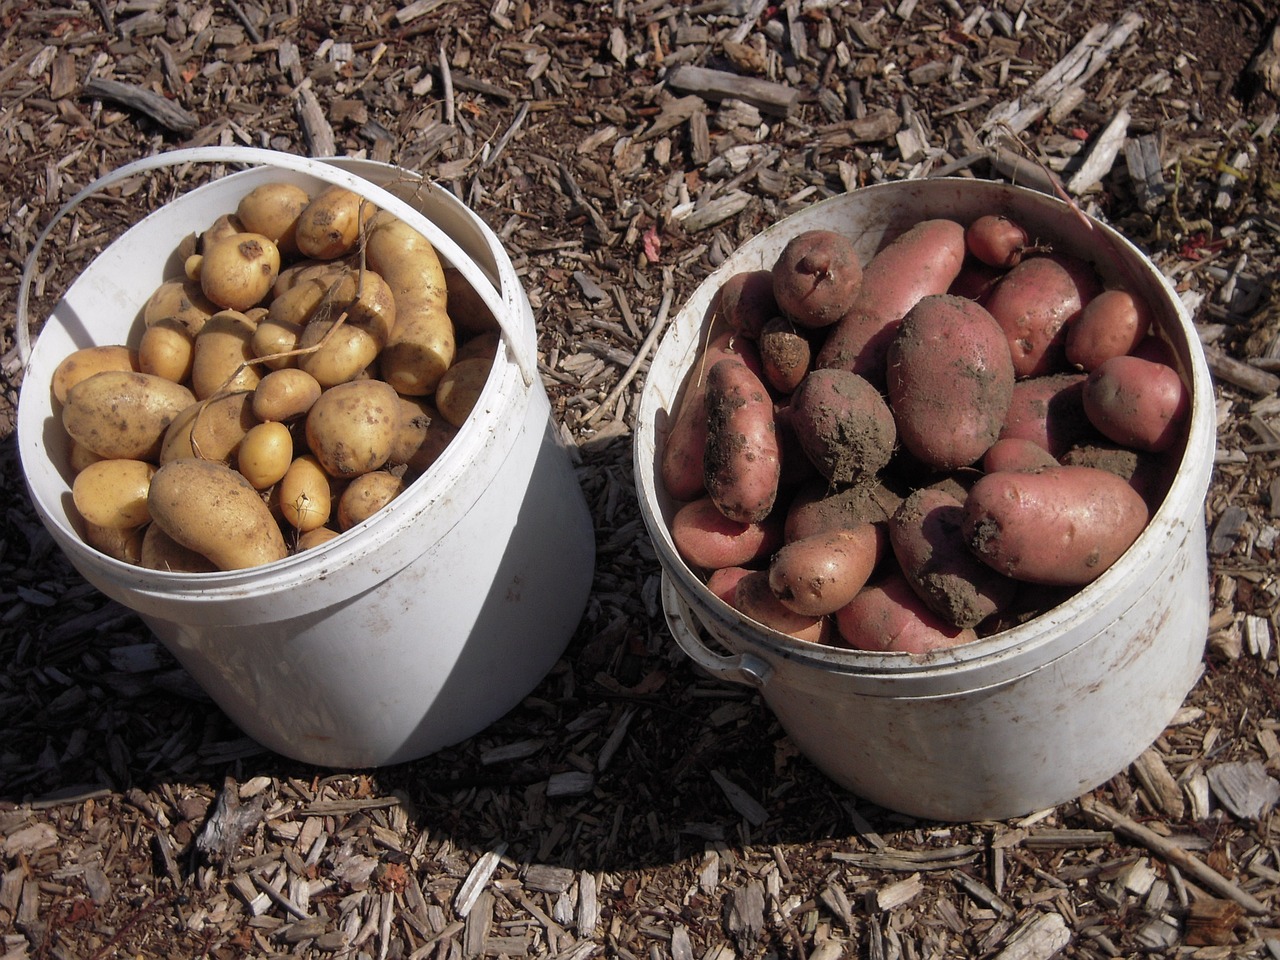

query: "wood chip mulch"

left=1, top=2, right=1278, bottom=959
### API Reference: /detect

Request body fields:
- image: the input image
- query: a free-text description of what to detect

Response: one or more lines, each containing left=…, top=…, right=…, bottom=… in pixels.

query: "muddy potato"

left=337, top=471, right=404, bottom=530
left=143, top=278, right=219, bottom=335
left=305, top=379, right=401, bottom=478
left=159, top=391, right=257, bottom=465
left=140, top=524, right=218, bottom=573
left=236, top=181, right=310, bottom=257
left=191, top=310, right=262, bottom=399
left=238, top=421, right=294, bottom=489
left=138, top=317, right=195, bottom=384
left=199, top=232, right=281, bottom=312
left=253, top=368, right=322, bottom=422
left=62, top=371, right=196, bottom=461
left=435, top=357, right=492, bottom=427
left=83, top=521, right=145, bottom=565
left=295, top=186, right=374, bottom=260
left=278, top=454, right=334, bottom=532
left=148, top=459, right=288, bottom=570
left=52, top=345, right=140, bottom=405
left=72, top=459, right=156, bottom=529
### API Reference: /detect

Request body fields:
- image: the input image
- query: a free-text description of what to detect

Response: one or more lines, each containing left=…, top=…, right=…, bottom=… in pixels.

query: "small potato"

left=200, top=213, right=244, bottom=249
left=388, top=397, right=459, bottom=475
left=199, top=232, right=281, bottom=312
left=68, top=440, right=104, bottom=474
left=72, top=459, right=156, bottom=529
left=789, top=368, right=896, bottom=485
left=456, top=331, right=501, bottom=364
left=1082, top=355, right=1190, bottom=453
left=83, top=521, right=145, bottom=565
left=62, top=371, right=196, bottom=461
left=436, top=356, right=492, bottom=427
left=295, top=185, right=374, bottom=260
left=768, top=523, right=887, bottom=618
left=238, top=421, right=294, bottom=489
left=981, top=437, right=1058, bottom=474
left=965, top=214, right=1034, bottom=268
left=148, top=459, right=288, bottom=570
left=278, top=454, right=333, bottom=532
left=962, top=465, right=1150, bottom=586
left=253, top=368, right=322, bottom=422
left=191, top=310, right=262, bottom=399
left=236, top=181, right=311, bottom=256
left=141, top=523, right=219, bottom=573
left=758, top=316, right=811, bottom=395
left=52, top=345, right=139, bottom=405
left=143, top=278, right=219, bottom=334
left=771, top=230, right=863, bottom=329
left=706, top=565, right=753, bottom=606
left=733, top=570, right=831, bottom=643
left=985, top=254, right=1099, bottom=378
left=337, top=471, right=404, bottom=530
left=670, top=496, right=783, bottom=572
left=443, top=266, right=501, bottom=338
left=159, top=391, right=256, bottom=465
left=297, top=526, right=342, bottom=550
left=251, top=315, right=303, bottom=369
left=1065, top=289, right=1153, bottom=371
left=138, top=317, right=195, bottom=384
left=716, top=269, right=778, bottom=340
left=297, top=317, right=381, bottom=388
left=999, top=372, right=1099, bottom=458
left=834, top=572, right=977, bottom=653
left=703, top=356, right=780, bottom=524
left=305, top=379, right=401, bottom=478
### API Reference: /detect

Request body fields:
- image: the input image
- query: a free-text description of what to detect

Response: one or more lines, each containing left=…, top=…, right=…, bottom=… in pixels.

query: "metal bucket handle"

left=15, top=145, right=537, bottom=387
left=661, top=571, right=772, bottom=689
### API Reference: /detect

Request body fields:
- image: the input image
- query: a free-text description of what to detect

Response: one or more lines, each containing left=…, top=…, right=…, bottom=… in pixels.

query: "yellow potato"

left=62, top=371, right=196, bottom=461
left=52, top=345, right=140, bottom=405
left=297, top=318, right=380, bottom=388
left=278, top=454, right=333, bottom=532
left=140, top=523, right=219, bottom=573
left=191, top=310, right=262, bottom=399
left=201, top=213, right=245, bottom=249
left=455, top=331, right=501, bottom=364
left=72, top=459, right=156, bottom=529
left=138, top=317, right=195, bottom=384
left=337, top=471, right=404, bottom=530
left=387, top=397, right=459, bottom=477
left=143, top=278, right=219, bottom=335
left=250, top=315, right=302, bottom=370
left=305, top=379, right=401, bottom=478
left=238, top=421, right=293, bottom=489
left=236, top=181, right=310, bottom=257
left=252, top=368, right=322, bottom=422
left=271, top=259, right=346, bottom=300
left=200, top=232, right=281, bottom=312
left=295, top=186, right=375, bottom=260
left=435, top=356, right=492, bottom=427
left=68, top=440, right=104, bottom=474
left=444, top=265, right=501, bottom=338
left=148, top=459, right=288, bottom=570
left=159, top=391, right=256, bottom=465
left=297, top=526, right=341, bottom=550
left=82, top=521, right=145, bottom=565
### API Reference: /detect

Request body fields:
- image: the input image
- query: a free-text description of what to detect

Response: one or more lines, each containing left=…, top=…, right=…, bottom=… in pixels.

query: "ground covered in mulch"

left=1, top=1, right=1279, bottom=959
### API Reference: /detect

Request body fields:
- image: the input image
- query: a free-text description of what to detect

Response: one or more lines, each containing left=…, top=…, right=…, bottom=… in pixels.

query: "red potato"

left=834, top=571, right=977, bottom=653
left=1065, top=289, right=1153, bottom=371
left=734, top=570, right=831, bottom=643
left=789, top=368, right=897, bottom=485
left=704, top=356, right=781, bottom=523
left=707, top=566, right=753, bottom=606
left=816, top=218, right=967, bottom=387
left=948, top=256, right=1006, bottom=304
left=1060, top=442, right=1176, bottom=512
left=716, top=270, right=778, bottom=340
left=982, top=437, right=1059, bottom=474
left=784, top=477, right=902, bottom=542
left=985, top=254, right=1099, bottom=378
left=771, top=229, right=863, bottom=329
left=1082, top=355, right=1190, bottom=453
left=886, top=294, right=1015, bottom=472
left=965, top=214, right=1034, bottom=268
left=999, top=372, right=1101, bottom=458
left=889, top=487, right=1017, bottom=629
left=768, top=523, right=887, bottom=617
left=962, top=465, right=1151, bottom=586
left=660, top=331, right=762, bottom=502
left=758, top=316, right=812, bottom=394
left=773, top=402, right=821, bottom=490
left=1131, top=334, right=1177, bottom=368
left=671, top=496, right=782, bottom=571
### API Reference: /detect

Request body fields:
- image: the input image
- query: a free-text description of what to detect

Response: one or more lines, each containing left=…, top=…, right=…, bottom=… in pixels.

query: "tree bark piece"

left=666, top=64, right=800, bottom=117
left=82, top=77, right=199, bottom=135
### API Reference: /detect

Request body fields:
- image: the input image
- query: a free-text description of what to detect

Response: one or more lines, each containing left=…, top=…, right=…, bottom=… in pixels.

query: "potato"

left=337, top=471, right=404, bottom=530
left=251, top=315, right=303, bottom=370
left=757, top=316, right=811, bottom=394
left=367, top=212, right=457, bottom=396
left=236, top=181, right=310, bottom=257
left=886, top=294, right=1015, bottom=472
left=435, top=356, right=492, bottom=427
left=889, top=487, right=1017, bottom=629
left=456, top=330, right=501, bottom=364
left=1082, top=355, right=1190, bottom=453
left=947, top=257, right=1004, bottom=304
left=297, top=526, right=342, bottom=551
left=981, top=437, right=1058, bottom=474
left=305, top=379, right=401, bottom=478
left=962, top=465, right=1150, bottom=586
left=191, top=310, right=262, bottom=399
left=142, top=278, right=219, bottom=335
left=834, top=571, right=977, bottom=653
left=252, top=368, right=322, bottom=422
left=200, top=213, right=244, bottom=249
left=1060, top=441, right=1174, bottom=511
left=733, top=570, right=830, bottom=643
left=148, top=459, right=288, bottom=570
left=715, top=269, right=778, bottom=340
left=783, top=477, right=902, bottom=542
left=1065, top=289, right=1152, bottom=371
left=660, top=331, right=762, bottom=502
left=789, top=368, right=896, bottom=485
left=816, top=218, right=967, bottom=387
left=238, top=421, right=294, bottom=489
left=964, top=214, right=1035, bottom=268
left=443, top=266, right=501, bottom=338
left=670, top=496, right=782, bottom=571
left=199, top=232, right=281, bottom=312
left=772, top=401, right=821, bottom=489
left=278, top=454, right=333, bottom=532
left=52, top=345, right=140, bottom=405
left=703, top=356, right=781, bottom=524
left=985, top=254, right=1099, bottom=378
left=159, top=391, right=256, bottom=465
left=297, top=317, right=381, bottom=388
left=138, top=317, right=195, bottom=384
left=62, top=371, right=196, bottom=461
left=999, top=372, right=1099, bottom=458
left=387, top=396, right=459, bottom=475
left=771, top=229, right=863, bottom=329
left=68, top=440, right=104, bottom=474
left=706, top=565, right=753, bottom=606
left=83, top=521, right=145, bottom=565
left=140, top=523, right=219, bottom=573
left=72, top=459, right=156, bottom=529
left=768, top=523, right=887, bottom=618
left=295, top=185, right=374, bottom=260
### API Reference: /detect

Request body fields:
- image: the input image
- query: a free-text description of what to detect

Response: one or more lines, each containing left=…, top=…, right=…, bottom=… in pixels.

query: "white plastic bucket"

left=635, top=179, right=1215, bottom=822
left=17, top=147, right=595, bottom=768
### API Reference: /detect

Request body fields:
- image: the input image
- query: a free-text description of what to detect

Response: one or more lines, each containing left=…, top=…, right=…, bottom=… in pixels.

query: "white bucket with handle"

left=16, top=147, right=596, bottom=768
left=635, top=178, right=1215, bottom=822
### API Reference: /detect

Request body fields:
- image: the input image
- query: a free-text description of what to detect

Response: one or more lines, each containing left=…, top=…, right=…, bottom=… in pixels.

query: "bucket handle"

left=15, top=146, right=537, bottom=387
left=661, top=572, right=772, bottom=689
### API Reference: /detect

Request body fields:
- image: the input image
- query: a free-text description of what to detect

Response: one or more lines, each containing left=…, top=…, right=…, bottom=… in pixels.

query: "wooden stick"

left=1078, top=797, right=1271, bottom=915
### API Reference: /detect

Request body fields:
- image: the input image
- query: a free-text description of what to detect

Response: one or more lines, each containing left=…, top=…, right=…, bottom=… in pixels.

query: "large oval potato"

left=191, top=310, right=262, bottom=399
left=237, top=421, right=294, bottom=490
left=985, top=254, right=1100, bottom=378
left=236, top=181, right=311, bottom=257
left=703, top=356, right=780, bottom=524
left=159, top=391, right=257, bottom=465
left=148, top=459, right=288, bottom=570
left=305, top=379, right=401, bottom=478
left=962, top=465, right=1150, bottom=586
left=670, top=496, right=783, bottom=572
left=768, top=523, right=886, bottom=618
left=252, top=368, right=323, bottom=422
left=72, top=459, right=156, bottom=529
left=199, top=232, right=281, bottom=312
left=834, top=571, right=978, bottom=653
left=1082, top=355, right=1190, bottom=453
left=295, top=185, right=374, bottom=260
left=1065, top=288, right=1152, bottom=371
left=52, top=345, right=140, bottom=405
left=62, top=371, right=196, bottom=461
left=789, top=368, right=896, bottom=485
